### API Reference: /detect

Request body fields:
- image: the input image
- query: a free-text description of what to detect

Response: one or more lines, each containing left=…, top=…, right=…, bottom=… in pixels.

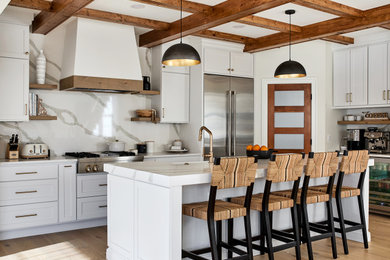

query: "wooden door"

left=333, top=49, right=350, bottom=107
left=268, top=84, right=311, bottom=153
left=350, top=46, right=368, bottom=106
left=368, top=43, right=388, bottom=105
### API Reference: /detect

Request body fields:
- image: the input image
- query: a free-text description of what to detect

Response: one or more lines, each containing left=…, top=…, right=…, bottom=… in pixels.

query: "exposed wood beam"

left=131, top=0, right=206, bottom=13
left=381, top=23, right=390, bottom=30
left=194, top=30, right=254, bottom=44
left=32, top=0, right=93, bottom=34
left=139, top=0, right=290, bottom=47
left=245, top=4, right=390, bottom=53
left=322, top=35, right=354, bottom=45
left=9, top=0, right=52, bottom=11
left=293, top=0, right=364, bottom=17
left=75, top=8, right=170, bottom=30
left=238, top=15, right=302, bottom=32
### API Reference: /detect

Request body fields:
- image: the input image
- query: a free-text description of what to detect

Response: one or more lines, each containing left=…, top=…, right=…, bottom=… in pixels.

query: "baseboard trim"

left=0, top=218, right=107, bottom=240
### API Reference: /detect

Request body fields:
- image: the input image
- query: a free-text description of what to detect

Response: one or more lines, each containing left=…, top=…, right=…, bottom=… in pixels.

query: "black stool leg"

left=244, top=213, right=254, bottom=260
left=357, top=194, right=369, bottom=249
left=335, top=195, right=349, bottom=254
left=291, top=205, right=302, bottom=260
left=301, top=203, right=313, bottom=260
left=297, top=204, right=303, bottom=240
left=227, top=218, right=233, bottom=258
left=207, top=218, right=219, bottom=260
left=326, top=200, right=337, bottom=259
left=216, top=220, right=222, bottom=259
left=260, top=211, right=265, bottom=255
left=264, top=210, right=274, bottom=260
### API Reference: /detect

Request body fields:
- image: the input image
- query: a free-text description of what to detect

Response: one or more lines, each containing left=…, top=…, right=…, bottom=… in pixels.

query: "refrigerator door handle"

left=227, top=90, right=232, bottom=156
left=231, top=91, right=236, bottom=156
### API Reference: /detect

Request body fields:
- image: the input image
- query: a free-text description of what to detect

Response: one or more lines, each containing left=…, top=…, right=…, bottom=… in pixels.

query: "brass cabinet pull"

left=99, top=184, right=107, bottom=187
left=25, top=51, right=29, bottom=55
left=99, top=205, right=107, bottom=208
left=162, top=108, right=165, bottom=118
left=346, top=93, right=349, bottom=102
left=387, top=90, right=390, bottom=101
left=15, top=190, right=37, bottom=194
left=231, top=68, right=234, bottom=72
left=25, top=104, right=27, bottom=115
left=383, top=90, right=387, bottom=100
left=64, top=165, right=73, bottom=168
left=349, top=93, right=352, bottom=103
left=15, top=214, right=37, bottom=218
left=16, top=171, right=38, bottom=175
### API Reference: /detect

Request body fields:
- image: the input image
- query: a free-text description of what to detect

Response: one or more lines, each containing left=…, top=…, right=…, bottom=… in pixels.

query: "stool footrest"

left=333, top=217, right=361, bottom=227
left=309, top=224, right=330, bottom=234
left=274, top=241, right=299, bottom=252
left=310, top=233, right=333, bottom=242
left=345, top=225, right=364, bottom=232
left=190, top=247, right=211, bottom=255
left=182, top=250, right=208, bottom=260
left=220, top=241, right=247, bottom=256
left=272, top=229, right=296, bottom=241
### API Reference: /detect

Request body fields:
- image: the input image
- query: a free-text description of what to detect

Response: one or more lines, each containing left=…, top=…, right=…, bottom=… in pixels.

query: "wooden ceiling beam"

left=293, top=0, right=364, bottom=17
left=245, top=4, right=390, bottom=53
left=75, top=8, right=170, bottom=30
left=32, top=0, right=93, bottom=34
left=380, top=23, right=390, bottom=30
left=194, top=30, right=254, bottom=44
left=130, top=0, right=206, bottom=13
left=322, top=35, right=354, bottom=45
left=238, top=15, right=301, bottom=32
left=138, top=0, right=290, bottom=47
left=9, top=0, right=52, bottom=11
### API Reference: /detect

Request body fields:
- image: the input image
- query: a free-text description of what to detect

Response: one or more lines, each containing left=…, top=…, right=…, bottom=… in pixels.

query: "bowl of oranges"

left=246, top=144, right=274, bottom=159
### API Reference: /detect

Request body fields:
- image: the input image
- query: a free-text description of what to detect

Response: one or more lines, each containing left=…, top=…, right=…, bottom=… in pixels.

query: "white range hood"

left=60, top=18, right=143, bottom=93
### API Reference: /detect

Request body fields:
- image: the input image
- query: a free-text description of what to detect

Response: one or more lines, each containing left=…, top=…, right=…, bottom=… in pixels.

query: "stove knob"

left=85, top=165, right=92, bottom=173
left=92, top=165, right=99, bottom=172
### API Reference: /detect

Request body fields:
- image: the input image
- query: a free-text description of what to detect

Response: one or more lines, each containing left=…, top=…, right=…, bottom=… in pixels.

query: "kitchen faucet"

left=198, top=126, right=214, bottom=163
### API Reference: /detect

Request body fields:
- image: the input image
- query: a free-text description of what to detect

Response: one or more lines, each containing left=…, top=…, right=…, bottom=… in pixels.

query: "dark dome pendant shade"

left=274, top=10, right=306, bottom=78
left=161, top=0, right=201, bottom=67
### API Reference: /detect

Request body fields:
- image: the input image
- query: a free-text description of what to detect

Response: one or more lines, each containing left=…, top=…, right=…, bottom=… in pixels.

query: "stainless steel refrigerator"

left=203, top=74, right=254, bottom=157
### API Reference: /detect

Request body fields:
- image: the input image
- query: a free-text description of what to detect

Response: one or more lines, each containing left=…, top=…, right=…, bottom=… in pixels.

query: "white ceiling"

left=211, top=22, right=278, bottom=38
left=331, top=0, right=390, bottom=11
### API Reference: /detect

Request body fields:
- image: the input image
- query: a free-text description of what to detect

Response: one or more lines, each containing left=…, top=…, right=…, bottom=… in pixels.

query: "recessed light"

left=131, top=4, right=145, bottom=9
left=233, top=24, right=245, bottom=29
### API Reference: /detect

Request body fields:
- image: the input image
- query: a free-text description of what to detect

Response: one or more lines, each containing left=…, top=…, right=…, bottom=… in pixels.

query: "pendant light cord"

left=180, top=0, right=183, bottom=43
left=289, top=13, right=291, bottom=61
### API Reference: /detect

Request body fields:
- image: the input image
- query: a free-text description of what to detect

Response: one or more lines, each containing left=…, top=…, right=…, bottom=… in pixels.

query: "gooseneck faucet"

left=198, top=126, right=214, bottom=163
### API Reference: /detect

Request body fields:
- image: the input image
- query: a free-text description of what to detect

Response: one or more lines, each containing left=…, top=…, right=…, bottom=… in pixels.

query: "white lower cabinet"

left=77, top=174, right=107, bottom=198
left=58, top=163, right=76, bottom=223
left=77, top=196, right=107, bottom=220
left=0, top=202, right=58, bottom=231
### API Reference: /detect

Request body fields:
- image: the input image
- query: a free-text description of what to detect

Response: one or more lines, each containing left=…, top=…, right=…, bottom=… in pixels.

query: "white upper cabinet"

left=204, top=47, right=253, bottom=78
left=333, top=49, right=350, bottom=107
left=230, top=52, right=254, bottom=78
left=0, top=57, right=28, bottom=121
left=350, top=46, right=367, bottom=106
left=204, top=48, right=230, bottom=76
left=0, top=23, right=29, bottom=60
left=368, top=43, right=388, bottom=105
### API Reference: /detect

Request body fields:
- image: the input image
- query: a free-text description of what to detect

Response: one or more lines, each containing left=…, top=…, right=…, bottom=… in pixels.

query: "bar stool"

left=229, top=154, right=304, bottom=260
left=309, top=150, right=369, bottom=254
left=182, top=157, right=258, bottom=260
left=273, top=152, right=339, bottom=260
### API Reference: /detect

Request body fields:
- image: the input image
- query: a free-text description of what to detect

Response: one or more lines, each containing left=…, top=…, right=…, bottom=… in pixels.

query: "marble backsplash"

left=0, top=21, right=181, bottom=157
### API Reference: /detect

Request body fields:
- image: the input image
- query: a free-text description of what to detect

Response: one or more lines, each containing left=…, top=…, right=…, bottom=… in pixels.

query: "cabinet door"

left=161, top=39, right=190, bottom=74
left=0, top=23, right=29, bottom=59
left=58, top=163, right=76, bottom=223
left=230, top=52, right=253, bottom=78
left=0, top=57, right=28, bottom=121
left=333, top=49, right=350, bottom=107
left=350, top=46, right=368, bottom=106
left=160, top=72, right=189, bottom=123
left=204, top=47, right=231, bottom=76
left=368, top=43, right=388, bottom=105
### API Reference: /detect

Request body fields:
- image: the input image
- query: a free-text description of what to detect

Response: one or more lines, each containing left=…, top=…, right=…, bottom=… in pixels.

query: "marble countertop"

left=0, top=156, right=77, bottom=165
left=142, top=152, right=202, bottom=158
left=104, top=159, right=269, bottom=188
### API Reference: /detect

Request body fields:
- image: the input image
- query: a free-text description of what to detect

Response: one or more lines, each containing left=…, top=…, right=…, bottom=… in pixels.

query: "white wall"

left=254, top=40, right=344, bottom=152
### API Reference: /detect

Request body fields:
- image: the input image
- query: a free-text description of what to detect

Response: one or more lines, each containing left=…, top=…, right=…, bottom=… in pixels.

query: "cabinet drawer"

left=0, top=164, right=58, bottom=182
left=77, top=196, right=107, bottom=220
left=77, top=175, right=107, bottom=198
left=0, top=202, right=58, bottom=231
left=0, top=179, right=58, bottom=206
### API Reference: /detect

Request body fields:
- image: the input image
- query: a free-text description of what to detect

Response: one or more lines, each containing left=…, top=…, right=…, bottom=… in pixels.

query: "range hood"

left=60, top=18, right=143, bottom=93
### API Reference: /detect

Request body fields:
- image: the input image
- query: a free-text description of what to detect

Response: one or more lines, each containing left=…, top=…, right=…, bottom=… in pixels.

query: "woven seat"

left=231, top=193, right=294, bottom=212
left=183, top=200, right=246, bottom=221
left=272, top=189, right=329, bottom=204
left=309, top=185, right=360, bottom=198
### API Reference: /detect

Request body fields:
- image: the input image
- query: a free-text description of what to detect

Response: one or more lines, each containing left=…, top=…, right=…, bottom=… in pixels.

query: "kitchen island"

left=104, top=159, right=373, bottom=260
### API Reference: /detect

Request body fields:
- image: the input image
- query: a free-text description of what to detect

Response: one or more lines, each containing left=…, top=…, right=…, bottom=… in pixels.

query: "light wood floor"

left=0, top=214, right=389, bottom=259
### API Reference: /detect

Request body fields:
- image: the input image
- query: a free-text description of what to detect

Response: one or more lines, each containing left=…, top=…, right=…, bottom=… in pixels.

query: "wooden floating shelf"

left=132, top=90, right=160, bottom=95
left=338, top=120, right=390, bottom=125
left=29, top=115, right=57, bottom=121
left=131, top=117, right=160, bottom=123
left=29, top=84, right=57, bottom=90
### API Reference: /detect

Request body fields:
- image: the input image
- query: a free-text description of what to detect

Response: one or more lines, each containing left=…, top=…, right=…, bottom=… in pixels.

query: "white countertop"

left=369, top=153, right=390, bottom=159
left=143, top=152, right=202, bottom=158
left=0, top=156, right=77, bottom=165
left=104, top=159, right=268, bottom=188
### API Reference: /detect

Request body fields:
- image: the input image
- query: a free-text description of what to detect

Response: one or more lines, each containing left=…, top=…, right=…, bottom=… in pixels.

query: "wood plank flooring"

left=0, top=214, right=389, bottom=259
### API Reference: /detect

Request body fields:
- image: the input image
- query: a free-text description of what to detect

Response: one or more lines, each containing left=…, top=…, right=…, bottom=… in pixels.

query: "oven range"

left=65, top=151, right=144, bottom=173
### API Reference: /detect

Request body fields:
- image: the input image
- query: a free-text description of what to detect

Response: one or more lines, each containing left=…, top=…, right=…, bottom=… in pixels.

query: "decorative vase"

left=36, top=50, right=46, bottom=84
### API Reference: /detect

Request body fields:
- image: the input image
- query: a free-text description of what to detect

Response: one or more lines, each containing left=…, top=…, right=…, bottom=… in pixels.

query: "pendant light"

left=274, top=10, right=306, bottom=78
left=162, top=0, right=201, bottom=66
